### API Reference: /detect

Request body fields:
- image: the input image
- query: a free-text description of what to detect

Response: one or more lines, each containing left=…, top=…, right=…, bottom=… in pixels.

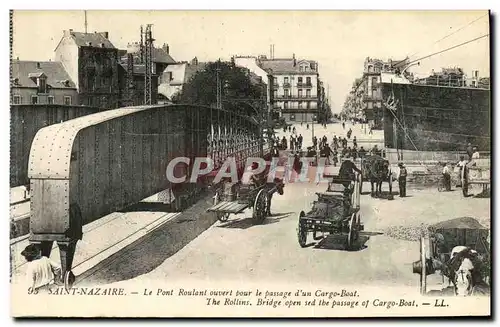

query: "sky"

left=12, top=10, right=490, bottom=113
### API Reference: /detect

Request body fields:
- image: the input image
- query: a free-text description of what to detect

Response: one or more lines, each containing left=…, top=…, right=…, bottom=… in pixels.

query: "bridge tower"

left=143, top=24, right=155, bottom=105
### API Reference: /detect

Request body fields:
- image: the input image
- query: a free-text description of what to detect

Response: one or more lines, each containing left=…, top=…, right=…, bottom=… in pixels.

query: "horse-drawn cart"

left=412, top=217, right=490, bottom=296
left=461, top=159, right=490, bottom=197
left=297, top=173, right=363, bottom=250
left=206, top=162, right=285, bottom=225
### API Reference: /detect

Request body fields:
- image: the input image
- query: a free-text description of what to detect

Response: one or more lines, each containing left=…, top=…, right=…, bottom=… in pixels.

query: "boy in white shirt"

left=21, top=244, right=61, bottom=293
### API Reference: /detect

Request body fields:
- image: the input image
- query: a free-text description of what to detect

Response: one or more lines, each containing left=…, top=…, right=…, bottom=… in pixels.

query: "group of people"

left=441, top=144, right=481, bottom=192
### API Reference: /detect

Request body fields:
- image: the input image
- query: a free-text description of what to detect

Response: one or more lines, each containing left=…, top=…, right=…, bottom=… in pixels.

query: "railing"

left=297, top=83, right=313, bottom=88
left=283, top=82, right=291, bottom=88
left=413, top=77, right=489, bottom=89
left=275, top=95, right=317, bottom=99
left=273, top=84, right=279, bottom=89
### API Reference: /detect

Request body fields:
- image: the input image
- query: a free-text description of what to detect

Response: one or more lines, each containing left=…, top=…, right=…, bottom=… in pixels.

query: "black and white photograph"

left=8, top=9, right=491, bottom=317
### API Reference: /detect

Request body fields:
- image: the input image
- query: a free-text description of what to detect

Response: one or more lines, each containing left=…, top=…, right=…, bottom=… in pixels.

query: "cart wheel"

left=297, top=211, right=307, bottom=248
left=252, top=189, right=267, bottom=224
left=437, top=183, right=443, bottom=192
left=218, top=213, right=230, bottom=222
left=347, top=212, right=359, bottom=250
left=64, top=270, right=75, bottom=292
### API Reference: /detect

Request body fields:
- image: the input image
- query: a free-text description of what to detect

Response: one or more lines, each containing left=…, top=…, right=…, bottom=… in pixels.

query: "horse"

left=361, top=155, right=393, bottom=198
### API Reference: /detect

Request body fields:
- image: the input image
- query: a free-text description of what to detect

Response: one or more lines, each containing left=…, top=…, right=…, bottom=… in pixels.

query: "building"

left=123, top=42, right=176, bottom=85
left=257, top=54, right=321, bottom=123
left=362, top=57, right=410, bottom=129
left=158, top=57, right=207, bottom=101
left=55, top=29, right=120, bottom=109
left=10, top=59, right=78, bottom=105
left=233, top=56, right=275, bottom=118
left=118, top=54, right=159, bottom=107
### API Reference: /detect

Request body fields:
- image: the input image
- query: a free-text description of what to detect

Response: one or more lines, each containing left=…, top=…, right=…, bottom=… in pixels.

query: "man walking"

left=398, top=162, right=407, bottom=197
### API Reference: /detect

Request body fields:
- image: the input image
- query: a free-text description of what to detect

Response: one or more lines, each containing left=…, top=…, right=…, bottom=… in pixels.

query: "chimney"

left=100, top=32, right=109, bottom=39
left=191, top=57, right=198, bottom=65
left=162, top=43, right=170, bottom=54
left=293, top=53, right=296, bottom=67
left=36, top=62, right=41, bottom=69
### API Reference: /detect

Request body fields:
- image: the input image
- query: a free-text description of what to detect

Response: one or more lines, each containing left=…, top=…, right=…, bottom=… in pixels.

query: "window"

left=284, top=89, right=289, bottom=97
left=64, top=96, right=72, bottom=105
left=284, top=77, right=289, bottom=84
left=372, top=77, right=378, bottom=89
left=306, top=89, right=311, bottom=98
left=12, top=95, right=21, bottom=104
left=304, top=66, right=309, bottom=72
left=31, top=95, right=38, bottom=104
left=298, top=77, right=303, bottom=84
left=273, top=90, right=277, bottom=98
left=299, top=66, right=303, bottom=72
left=38, top=77, right=47, bottom=94
left=306, top=77, right=311, bottom=85
left=298, top=101, right=303, bottom=109
left=298, top=89, right=303, bottom=98
left=273, top=77, right=278, bottom=85
left=284, top=101, right=289, bottom=109
left=368, top=65, right=373, bottom=73
left=48, top=96, right=54, bottom=104
left=306, top=101, right=311, bottom=109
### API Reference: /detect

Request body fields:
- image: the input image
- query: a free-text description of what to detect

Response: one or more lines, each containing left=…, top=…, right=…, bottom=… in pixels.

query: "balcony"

left=282, top=107, right=318, bottom=113
left=273, top=83, right=279, bottom=89
left=283, top=82, right=291, bottom=88
left=275, top=95, right=317, bottom=100
left=296, top=82, right=313, bottom=88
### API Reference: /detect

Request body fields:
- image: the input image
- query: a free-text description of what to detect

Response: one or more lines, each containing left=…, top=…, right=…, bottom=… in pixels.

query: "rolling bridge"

left=27, top=103, right=265, bottom=289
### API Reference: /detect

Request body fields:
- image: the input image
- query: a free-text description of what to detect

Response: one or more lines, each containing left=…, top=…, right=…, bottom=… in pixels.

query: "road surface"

left=99, top=180, right=490, bottom=289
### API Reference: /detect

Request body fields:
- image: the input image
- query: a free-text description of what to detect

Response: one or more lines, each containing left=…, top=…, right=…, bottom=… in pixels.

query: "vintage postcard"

left=9, top=10, right=491, bottom=318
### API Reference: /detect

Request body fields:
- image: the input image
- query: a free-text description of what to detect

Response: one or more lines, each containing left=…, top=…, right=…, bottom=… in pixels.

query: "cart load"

left=297, top=173, right=363, bottom=250
left=206, top=162, right=285, bottom=224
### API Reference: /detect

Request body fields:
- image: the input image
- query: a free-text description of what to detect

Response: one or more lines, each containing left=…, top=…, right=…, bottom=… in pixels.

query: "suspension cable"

left=408, top=13, right=489, bottom=59
left=408, top=34, right=489, bottom=65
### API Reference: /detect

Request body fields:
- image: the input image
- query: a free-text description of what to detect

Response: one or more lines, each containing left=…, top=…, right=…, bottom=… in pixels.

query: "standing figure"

left=442, top=162, right=451, bottom=191
left=398, top=162, right=407, bottom=197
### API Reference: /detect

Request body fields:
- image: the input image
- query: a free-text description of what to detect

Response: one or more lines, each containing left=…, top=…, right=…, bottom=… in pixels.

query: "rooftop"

left=258, top=57, right=318, bottom=74
left=11, top=60, right=76, bottom=88
left=68, top=30, right=115, bottom=48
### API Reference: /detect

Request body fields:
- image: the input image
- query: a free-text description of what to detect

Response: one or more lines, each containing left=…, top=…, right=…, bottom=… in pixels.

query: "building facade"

left=233, top=56, right=275, bottom=118
left=362, top=57, right=409, bottom=129
left=158, top=57, right=207, bottom=101
left=10, top=60, right=78, bottom=105
left=258, top=54, right=321, bottom=123
left=118, top=57, right=159, bottom=107
left=55, top=29, right=120, bottom=109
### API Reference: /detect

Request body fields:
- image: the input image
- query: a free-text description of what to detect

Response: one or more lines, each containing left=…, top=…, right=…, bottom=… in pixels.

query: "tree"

left=341, top=77, right=365, bottom=120
left=177, top=61, right=265, bottom=117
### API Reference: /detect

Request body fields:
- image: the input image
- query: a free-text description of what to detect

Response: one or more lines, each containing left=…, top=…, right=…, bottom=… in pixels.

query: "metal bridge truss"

left=27, top=104, right=264, bottom=286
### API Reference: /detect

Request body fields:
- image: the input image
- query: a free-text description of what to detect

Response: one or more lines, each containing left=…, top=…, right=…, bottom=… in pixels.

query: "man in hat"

left=21, top=244, right=61, bottom=293
left=398, top=162, right=407, bottom=197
